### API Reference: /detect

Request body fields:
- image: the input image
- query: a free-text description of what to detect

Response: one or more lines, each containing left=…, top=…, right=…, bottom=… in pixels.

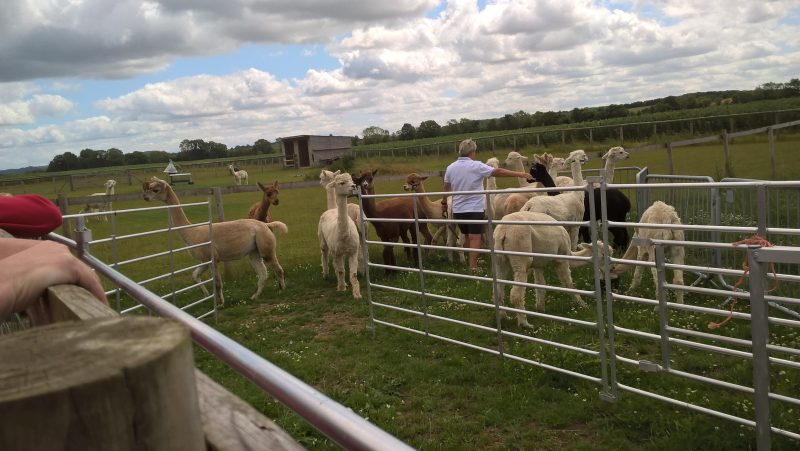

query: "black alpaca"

left=530, top=164, right=630, bottom=249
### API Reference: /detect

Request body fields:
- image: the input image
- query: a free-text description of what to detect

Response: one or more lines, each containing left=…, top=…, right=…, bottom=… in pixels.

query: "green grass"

left=9, top=132, right=800, bottom=449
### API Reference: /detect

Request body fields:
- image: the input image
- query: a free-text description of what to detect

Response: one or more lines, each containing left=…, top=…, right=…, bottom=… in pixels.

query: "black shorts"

left=453, top=212, right=485, bottom=235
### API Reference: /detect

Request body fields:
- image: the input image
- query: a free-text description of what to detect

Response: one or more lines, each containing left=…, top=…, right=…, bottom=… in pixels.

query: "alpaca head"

left=104, top=179, right=117, bottom=189
left=485, top=157, right=499, bottom=168
left=353, top=170, right=376, bottom=194
left=504, top=151, right=528, bottom=168
left=551, top=157, right=568, bottom=173
left=319, top=169, right=340, bottom=188
left=142, top=177, right=170, bottom=202
left=403, top=173, right=428, bottom=192
left=533, top=153, right=553, bottom=167
left=602, top=146, right=629, bottom=162
left=327, top=172, right=357, bottom=197
left=257, top=181, right=280, bottom=206
left=565, top=149, right=588, bottom=166
left=528, top=162, right=554, bottom=187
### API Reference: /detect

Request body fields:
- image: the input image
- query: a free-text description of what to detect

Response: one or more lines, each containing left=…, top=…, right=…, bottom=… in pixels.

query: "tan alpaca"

left=491, top=151, right=544, bottom=219
left=610, top=200, right=685, bottom=304
left=522, top=149, right=588, bottom=250
left=80, top=179, right=116, bottom=221
left=320, top=169, right=364, bottom=273
left=142, top=177, right=286, bottom=305
left=493, top=211, right=611, bottom=328
left=247, top=181, right=280, bottom=223
left=318, top=172, right=361, bottom=299
left=228, top=164, right=249, bottom=185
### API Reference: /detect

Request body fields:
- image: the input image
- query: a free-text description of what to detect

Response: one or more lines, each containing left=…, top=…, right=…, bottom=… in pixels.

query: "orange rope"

left=708, top=236, right=779, bottom=330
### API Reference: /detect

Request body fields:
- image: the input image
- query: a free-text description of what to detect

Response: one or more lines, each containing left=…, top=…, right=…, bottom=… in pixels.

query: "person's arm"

left=0, top=194, right=63, bottom=238
left=0, top=239, right=108, bottom=321
left=491, top=167, right=535, bottom=183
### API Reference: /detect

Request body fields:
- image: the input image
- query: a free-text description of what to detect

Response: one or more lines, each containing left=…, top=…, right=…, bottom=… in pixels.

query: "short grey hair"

left=458, top=139, right=477, bottom=157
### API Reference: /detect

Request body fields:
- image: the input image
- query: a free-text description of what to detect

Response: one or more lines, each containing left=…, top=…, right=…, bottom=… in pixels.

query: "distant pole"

left=768, top=127, right=776, bottom=179
left=666, top=142, right=674, bottom=175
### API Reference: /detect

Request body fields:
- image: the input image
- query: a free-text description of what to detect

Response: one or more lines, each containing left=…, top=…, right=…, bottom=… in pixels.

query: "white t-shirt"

left=444, top=157, right=495, bottom=213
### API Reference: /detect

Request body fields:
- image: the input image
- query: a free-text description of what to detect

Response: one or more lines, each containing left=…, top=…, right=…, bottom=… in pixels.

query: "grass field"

left=7, top=132, right=800, bottom=449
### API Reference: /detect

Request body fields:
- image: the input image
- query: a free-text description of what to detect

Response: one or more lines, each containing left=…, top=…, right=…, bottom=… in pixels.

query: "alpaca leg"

left=248, top=254, right=268, bottom=300
left=492, top=255, right=510, bottom=320
left=510, top=265, right=532, bottom=328
left=569, top=226, right=579, bottom=251
left=555, top=261, right=587, bottom=308
left=320, top=240, right=329, bottom=278
left=348, top=253, right=361, bottom=299
left=333, top=256, right=347, bottom=292
left=193, top=265, right=210, bottom=296
left=532, top=268, right=547, bottom=312
left=263, top=255, right=286, bottom=290
left=671, top=245, right=685, bottom=304
left=626, top=248, right=647, bottom=295
left=212, top=264, right=225, bottom=306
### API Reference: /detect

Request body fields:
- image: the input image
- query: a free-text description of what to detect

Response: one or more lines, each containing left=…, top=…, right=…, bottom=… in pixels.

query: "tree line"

left=46, top=138, right=275, bottom=172
left=357, top=78, right=800, bottom=145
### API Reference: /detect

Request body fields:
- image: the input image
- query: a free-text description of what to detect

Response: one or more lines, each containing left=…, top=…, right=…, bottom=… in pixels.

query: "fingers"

left=74, top=261, right=108, bottom=304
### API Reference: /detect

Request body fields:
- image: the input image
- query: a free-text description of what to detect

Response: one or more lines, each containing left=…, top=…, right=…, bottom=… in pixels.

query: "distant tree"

left=484, top=118, right=499, bottom=131
left=125, top=151, right=150, bottom=165
left=417, top=120, right=441, bottom=138
left=351, top=135, right=360, bottom=146
left=458, top=118, right=479, bottom=133
left=253, top=139, right=273, bottom=154
left=512, top=110, right=532, bottom=128
left=362, top=126, right=390, bottom=144
left=398, top=123, right=416, bottom=140
left=78, top=148, right=100, bottom=168
left=145, top=151, right=173, bottom=163
left=570, top=107, right=595, bottom=123
left=500, top=114, right=516, bottom=130
left=207, top=141, right=228, bottom=159
left=106, top=148, right=125, bottom=166
left=47, top=152, right=81, bottom=172
left=604, top=104, right=628, bottom=119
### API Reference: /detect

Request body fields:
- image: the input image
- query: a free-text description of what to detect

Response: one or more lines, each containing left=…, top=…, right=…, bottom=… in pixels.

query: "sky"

left=1, top=0, right=799, bottom=170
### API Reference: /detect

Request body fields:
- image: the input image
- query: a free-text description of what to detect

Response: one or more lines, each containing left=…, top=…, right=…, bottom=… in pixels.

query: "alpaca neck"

left=508, top=160, right=529, bottom=187
left=162, top=187, right=197, bottom=243
left=335, top=193, right=350, bottom=235
left=568, top=246, right=595, bottom=267
left=411, top=183, right=440, bottom=219
left=254, top=200, right=271, bottom=222
left=603, top=158, right=617, bottom=184
left=359, top=186, right=377, bottom=218
left=570, top=160, right=585, bottom=186
left=325, top=185, right=336, bottom=210
left=548, top=167, right=560, bottom=181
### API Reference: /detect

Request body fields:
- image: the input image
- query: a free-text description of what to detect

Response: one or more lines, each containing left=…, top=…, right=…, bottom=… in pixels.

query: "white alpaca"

left=142, top=177, right=286, bottom=305
left=552, top=157, right=574, bottom=187
left=521, top=149, right=588, bottom=250
left=318, top=172, right=361, bottom=299
left=319, top=169, right=364, bottom=273
left=610, top=200, right=685, bottom=304
left=491, top=151, right=545, bottom=219
left=80, top=179, right=117, bottom=221
left=228, top=164, right=249, bottom=185
left=599, top=146, right=629, bottom=184
left=493, top=211, right=611, bottom=328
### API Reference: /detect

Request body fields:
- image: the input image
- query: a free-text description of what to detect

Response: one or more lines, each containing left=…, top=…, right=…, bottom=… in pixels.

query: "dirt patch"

left=312, top=312, right=363, bottom=340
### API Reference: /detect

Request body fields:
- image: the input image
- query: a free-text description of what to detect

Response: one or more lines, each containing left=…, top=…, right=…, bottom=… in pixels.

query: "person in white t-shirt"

left=442, top=139, right=534, bottom=272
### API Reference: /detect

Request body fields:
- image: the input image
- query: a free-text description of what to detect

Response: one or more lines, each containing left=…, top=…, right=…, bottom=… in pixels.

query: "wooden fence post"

left=619, top=126, right=624, bottom=146
left=666, top=142, right=674, bottom=175
left=57, top=194, right=72, bottom=240
left=689, top=121, right=694, bottom=136
left=536, top=134, right=540, bottom=147
left=768, top=127, right=776, bottom=179
left=561, top=131, right=565, bottom=145
left=722, top=130, right=732, bottom=178
left=69, top=175, right=75, bottom=192
left=589, top=129, right=593, bottom=144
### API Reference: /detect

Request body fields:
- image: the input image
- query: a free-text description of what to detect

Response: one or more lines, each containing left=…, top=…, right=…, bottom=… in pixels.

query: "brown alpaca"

left=353, top=169, right=432, bottom=272
left=142, top=177, right=287, bottom=305
left=247, top=181, right=280, bottom=223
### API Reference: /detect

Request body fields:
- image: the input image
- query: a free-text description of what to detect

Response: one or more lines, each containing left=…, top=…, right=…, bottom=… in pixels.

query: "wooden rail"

left=0, top=285, right=304, bottom=451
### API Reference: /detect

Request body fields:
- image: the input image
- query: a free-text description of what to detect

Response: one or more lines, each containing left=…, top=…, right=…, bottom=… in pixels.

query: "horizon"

left=1, top=0, right=799, bottom=171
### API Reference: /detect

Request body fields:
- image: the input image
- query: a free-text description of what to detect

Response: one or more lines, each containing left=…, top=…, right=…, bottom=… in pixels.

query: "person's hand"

left=0, top=239, right=108, bottom=321
left=525, top=174, right=536, bottom=183
left=440, top=200, right=448, bottom=216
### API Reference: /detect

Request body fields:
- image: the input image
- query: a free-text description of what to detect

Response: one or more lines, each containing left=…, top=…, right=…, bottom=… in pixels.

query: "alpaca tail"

left=266, top=221, right=288, bottom=234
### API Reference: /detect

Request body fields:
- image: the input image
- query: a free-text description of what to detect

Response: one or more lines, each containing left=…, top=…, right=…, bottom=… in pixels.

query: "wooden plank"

left=44, top=285, right=304, bottom=451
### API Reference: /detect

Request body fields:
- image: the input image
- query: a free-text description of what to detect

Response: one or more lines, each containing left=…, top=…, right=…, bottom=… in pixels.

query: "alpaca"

left=609, top=201, right=685, bottom=304
left=318, top=172, right=361, bottom=299
left=521, top=149, right=588, bottom=250
left=599, top=146, right=629, bottom=185
left=228, top=164, right=249, bottom=185
left=493, top=211, right=611, bottom=328
left=353, top=169, right=432, bottom=272
left=551, top=157, right=574, bottom=187
left=142, top=177, right=287, bottom=305
left=491, top=152, right=547, bottom=219
left=403, top=172, right=464, bottom=263
left=247, top=181, right=279, bottom=223
left=80, top=179, right=117, bottom=221
left=320, top=169, right=364, bottom=274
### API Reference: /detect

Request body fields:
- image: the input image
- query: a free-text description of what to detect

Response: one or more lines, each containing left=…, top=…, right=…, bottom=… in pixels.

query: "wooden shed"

left=280, top=135, right=352, bottom=168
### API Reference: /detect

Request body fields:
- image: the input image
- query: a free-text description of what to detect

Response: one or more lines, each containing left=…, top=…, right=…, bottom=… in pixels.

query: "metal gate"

left=358, top=179, right=800, bottom=448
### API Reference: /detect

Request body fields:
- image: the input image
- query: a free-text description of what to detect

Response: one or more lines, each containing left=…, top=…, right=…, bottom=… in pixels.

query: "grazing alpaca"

left=493, top=210, right=611, bottom=328
left=142, top=177, right=287, bottom=305
left=80, top=179, right=117, bottom=221
left=318, top=172, right=361, bottom=299
left=228, top=164, right=249, bottom=185
left=353, top=170, right=432, bottom=272
left=609, top=201, right=685, bottom=304
left=319, top=169, right=364, bottom=274
left=521, top=149, right=588, bottom=250
left=247, top=181, right=280, bottom=223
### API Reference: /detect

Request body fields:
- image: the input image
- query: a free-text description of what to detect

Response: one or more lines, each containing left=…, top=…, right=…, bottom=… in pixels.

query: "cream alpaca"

left=491, top=152, right=547, bottom=219
left=80, top=179, right=116, bottom=221
left=142, top=177, right=286, bottom=305
left=493, top=211, right=611, bottom=328
left=610, top=200, right=685, bottom=304
left=521, top=149, right=588, bottom=250
left=318, top=172, right=361, bottom=299
left=319, top=169, right=364, bottom=273
left=228, top=164, right=249, bottom=185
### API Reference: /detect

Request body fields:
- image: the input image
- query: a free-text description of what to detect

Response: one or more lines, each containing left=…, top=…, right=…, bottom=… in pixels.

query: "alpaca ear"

left=273, top=180, right=279, bottom=188
left=257, top=182, right=266, bottom=191
left=601, top=149, right=610, bottom=160
left=334, top=170, right=341, bottom=175
left=372, top=169, right=379, bottom=176
left=578, top=243, right=591, bottom=251
left=421, top=176, right=428, bottom=181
